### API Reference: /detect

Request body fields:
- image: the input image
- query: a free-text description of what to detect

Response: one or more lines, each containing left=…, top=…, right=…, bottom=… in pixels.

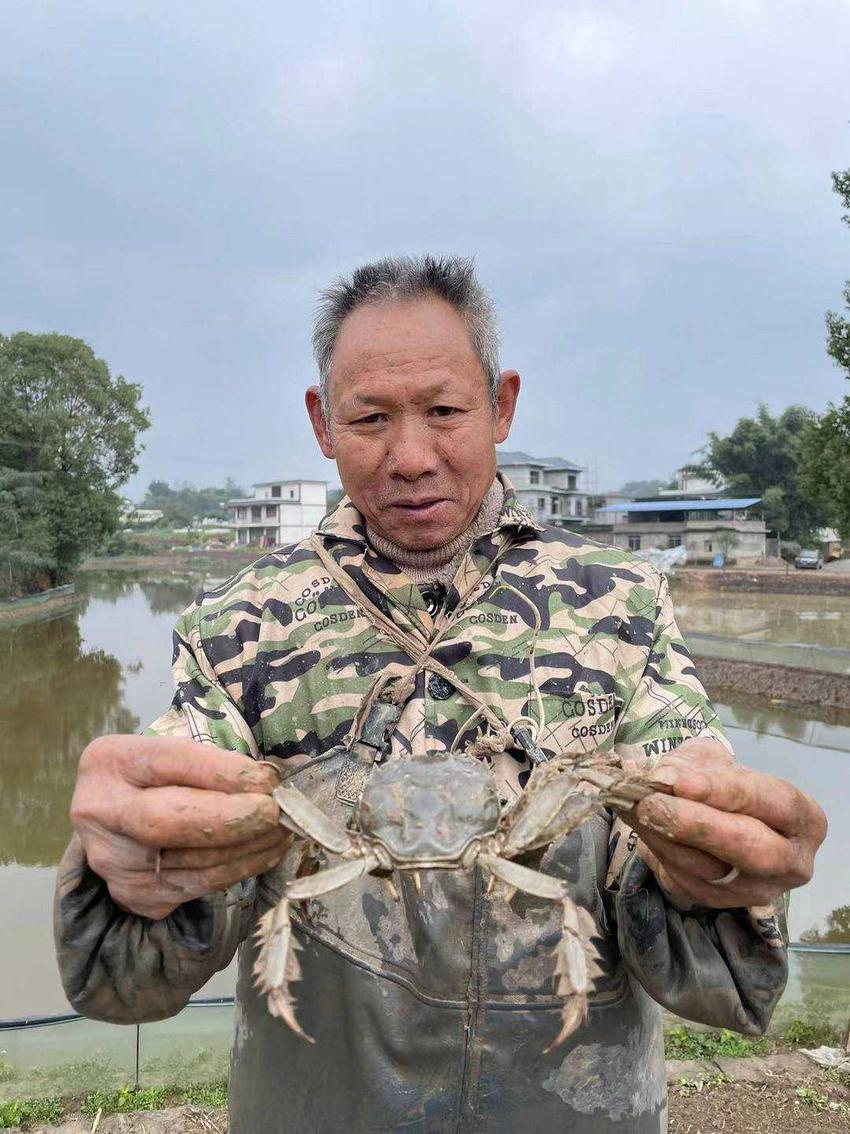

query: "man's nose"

left=387, top=418, right=440, bottom=481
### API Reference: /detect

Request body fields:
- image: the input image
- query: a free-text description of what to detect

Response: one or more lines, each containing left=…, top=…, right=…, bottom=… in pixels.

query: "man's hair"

left=312, top=254, right=501, bottom=418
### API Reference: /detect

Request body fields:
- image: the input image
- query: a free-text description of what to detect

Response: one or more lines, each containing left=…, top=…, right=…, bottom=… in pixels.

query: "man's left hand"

left=628, top=738, right=827, bottom=910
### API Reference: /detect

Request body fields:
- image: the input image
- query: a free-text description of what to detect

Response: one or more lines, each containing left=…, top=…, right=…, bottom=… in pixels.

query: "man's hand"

left=627, top=738, right=827, bottom=910
left=70, top=734, right=292, bottom=920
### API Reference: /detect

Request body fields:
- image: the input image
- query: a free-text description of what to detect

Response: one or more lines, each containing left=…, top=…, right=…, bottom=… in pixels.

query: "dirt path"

left=11, top=1058, right=848, bottom=1132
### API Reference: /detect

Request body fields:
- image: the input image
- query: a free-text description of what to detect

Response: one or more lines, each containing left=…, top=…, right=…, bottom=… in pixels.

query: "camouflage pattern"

left=55, top=476, right=787, bottom=1133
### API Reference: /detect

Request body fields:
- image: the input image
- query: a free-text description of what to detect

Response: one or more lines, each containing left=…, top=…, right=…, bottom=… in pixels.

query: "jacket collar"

left=316, top=472, right=542, bottom=546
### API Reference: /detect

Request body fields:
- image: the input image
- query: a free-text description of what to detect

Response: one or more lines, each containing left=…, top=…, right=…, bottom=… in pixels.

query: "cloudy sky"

left=2, top=0, right=848, bottom=498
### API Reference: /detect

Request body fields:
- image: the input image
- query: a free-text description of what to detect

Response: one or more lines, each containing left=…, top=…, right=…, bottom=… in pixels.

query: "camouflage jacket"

left=55, top=478, right=787, bottom=1133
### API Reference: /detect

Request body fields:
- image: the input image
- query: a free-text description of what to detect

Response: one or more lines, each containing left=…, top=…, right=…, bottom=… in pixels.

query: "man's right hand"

left=70, top=734, right=292, bottom=920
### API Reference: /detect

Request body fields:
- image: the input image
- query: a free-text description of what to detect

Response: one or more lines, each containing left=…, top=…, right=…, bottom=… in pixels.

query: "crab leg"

left=254, top=853, right=380, bottom=1041
left=272, top=784, right=356, bottom=856
left=479, top=853, right=602, bottom=1051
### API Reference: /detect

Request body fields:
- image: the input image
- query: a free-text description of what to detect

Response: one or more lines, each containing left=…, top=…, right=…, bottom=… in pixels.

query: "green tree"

left=141, top=478, right=244, bottom=525
left=797, top=166, right=850, bottom=536
left=688, top=404, right=827, bottom=542
left=0, top=468, right=54, bottom=598
left=0, top=332, right=150, bottom=583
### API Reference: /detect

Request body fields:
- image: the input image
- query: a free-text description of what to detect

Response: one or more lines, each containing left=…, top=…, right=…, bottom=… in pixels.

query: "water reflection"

left=0, top=616, right=138, bottom=866
left=671, top=587, right=850, bottom=648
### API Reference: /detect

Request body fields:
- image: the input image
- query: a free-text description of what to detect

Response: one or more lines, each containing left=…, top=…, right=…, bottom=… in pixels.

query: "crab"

left=253, top=749, right=666, bottom=1051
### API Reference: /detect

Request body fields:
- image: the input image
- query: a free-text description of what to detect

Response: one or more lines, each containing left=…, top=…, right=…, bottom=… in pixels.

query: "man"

left=56, top=256, right=826, bottom=1133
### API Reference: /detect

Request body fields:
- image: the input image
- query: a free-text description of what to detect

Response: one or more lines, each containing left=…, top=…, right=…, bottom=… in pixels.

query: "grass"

left=665, top=1025, right=772, bottom=1060
left=0, top=1080, right=229, bottom=1128
left=795, top=1085, right=850, bottom=1117
left=0, top=1098, right=63, bottom=1129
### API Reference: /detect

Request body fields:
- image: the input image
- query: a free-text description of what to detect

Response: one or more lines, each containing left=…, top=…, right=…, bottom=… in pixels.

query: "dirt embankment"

left=674, top=565, right=850, bottom=596
left=696, top=656, right=850, bottom=714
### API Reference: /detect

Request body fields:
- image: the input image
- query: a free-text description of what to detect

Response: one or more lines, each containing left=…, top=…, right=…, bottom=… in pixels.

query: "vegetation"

left=800, top=904, right=850, bottom=946
left=0, top=332, right=150, bottom=598
left=140, top=478, right=245, bottom=527
left=797, top=165, right=850, bottom=538
left=664, top=1026, right=771, bottom=1060
left=0, top=1098, right=63, bottom=1129
left=619, top=478, right=674, bottom=497
left=687, top=404, right=828, bottom=543
left=0, top=1082, right=228, bottom=1129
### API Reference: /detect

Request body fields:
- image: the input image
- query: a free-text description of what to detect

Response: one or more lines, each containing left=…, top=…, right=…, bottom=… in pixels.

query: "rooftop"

left=497, top=450, right=583, bottom=471
left=596, top=497, right=762, bottom=514
left=252, top=479, right=327, bottom=487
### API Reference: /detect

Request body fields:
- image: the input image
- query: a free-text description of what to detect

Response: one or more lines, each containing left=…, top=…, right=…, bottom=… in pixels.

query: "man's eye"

left=431, top=405, right=462, bottom=417
left=351, top=413, right=386, bottom=425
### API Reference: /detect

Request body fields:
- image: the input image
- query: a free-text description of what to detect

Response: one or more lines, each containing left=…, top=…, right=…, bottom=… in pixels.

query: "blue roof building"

left=590, top=495, right=766, bottom=565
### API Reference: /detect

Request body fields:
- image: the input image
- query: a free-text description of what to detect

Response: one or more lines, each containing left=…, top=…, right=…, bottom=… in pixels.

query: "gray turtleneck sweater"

left=366, top=479, right=504, bottom=589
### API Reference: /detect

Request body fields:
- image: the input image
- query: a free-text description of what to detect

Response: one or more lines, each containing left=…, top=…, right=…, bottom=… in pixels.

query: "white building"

left=228, top=480, right=327, bottom=547
left=497, top=450, right=590, bottom=527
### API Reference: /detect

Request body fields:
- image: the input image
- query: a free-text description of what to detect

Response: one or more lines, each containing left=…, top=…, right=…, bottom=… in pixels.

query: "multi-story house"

left=496, top=450, right=590, bottom=527
left=228, top=480, right=327, bottom=547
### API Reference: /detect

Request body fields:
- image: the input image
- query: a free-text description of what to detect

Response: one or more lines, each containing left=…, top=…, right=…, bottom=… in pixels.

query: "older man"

left=56, top=256, right=826, bottom=1133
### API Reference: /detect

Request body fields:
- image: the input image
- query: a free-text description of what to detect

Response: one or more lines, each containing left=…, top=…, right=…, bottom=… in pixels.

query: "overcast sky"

left=2, top=0, right=849, bottom=498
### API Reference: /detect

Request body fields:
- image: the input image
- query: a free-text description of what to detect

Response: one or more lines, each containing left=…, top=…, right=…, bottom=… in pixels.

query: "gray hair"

left=312, top=255, right=501, bottom=419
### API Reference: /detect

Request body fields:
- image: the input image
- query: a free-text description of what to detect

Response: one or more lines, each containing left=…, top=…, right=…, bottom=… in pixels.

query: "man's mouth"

left=390, top=498, right=447, bottom=517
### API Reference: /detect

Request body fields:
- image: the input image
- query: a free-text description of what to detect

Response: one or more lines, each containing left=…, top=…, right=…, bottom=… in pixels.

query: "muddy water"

left=671, top=587, right=850, bottom=648
left=0, top=574, right=847, bottom=1018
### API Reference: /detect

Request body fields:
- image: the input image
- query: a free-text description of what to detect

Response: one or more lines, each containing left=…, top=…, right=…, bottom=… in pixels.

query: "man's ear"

left=305, top=387, right=335, bottom=458
left=493, top=370, right=520, bottom=444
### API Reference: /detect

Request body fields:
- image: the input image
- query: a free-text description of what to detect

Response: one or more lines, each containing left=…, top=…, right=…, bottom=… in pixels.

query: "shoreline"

left=696, top=655, right=850, bottom=715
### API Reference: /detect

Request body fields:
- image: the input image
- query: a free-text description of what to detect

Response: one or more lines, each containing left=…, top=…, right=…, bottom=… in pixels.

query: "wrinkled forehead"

left=328, top=296, right=487, bottom=398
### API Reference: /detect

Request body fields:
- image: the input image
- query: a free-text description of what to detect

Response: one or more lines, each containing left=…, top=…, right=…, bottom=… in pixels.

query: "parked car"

left=795, top=548, right=824, bottom=570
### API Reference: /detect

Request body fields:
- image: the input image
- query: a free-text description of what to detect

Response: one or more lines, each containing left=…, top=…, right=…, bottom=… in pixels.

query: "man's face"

left=306, top=297, right=519, bottom=550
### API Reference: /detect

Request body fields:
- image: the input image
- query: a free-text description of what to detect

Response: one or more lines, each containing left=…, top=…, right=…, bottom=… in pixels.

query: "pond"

left=1, top=572, right=847, bottom=1019
left=671, top=586, right=850, bottom=648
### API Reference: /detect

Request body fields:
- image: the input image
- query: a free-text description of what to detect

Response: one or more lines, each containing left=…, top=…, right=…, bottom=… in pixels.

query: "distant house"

left=658, top=468, right=724, bottom=498
left=228, top=480, right=327, bottom=547
left=496, top=450, right=590, bottom=527
left=595, top=497, right=766, bottom=564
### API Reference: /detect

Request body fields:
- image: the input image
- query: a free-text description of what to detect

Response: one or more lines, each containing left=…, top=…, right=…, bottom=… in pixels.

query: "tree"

left=798, top=402, right=850, bottom=538
left=619, top=478, right=671, bottom=498
left=0, top=468, right=54, bottom=599
left=797, top=166, right=850, bottom=536
left=141, top=477, right=245, bottom=525
left=688, top=404, right=828, bottom=542
left=0, top=332, right=150, bottom=583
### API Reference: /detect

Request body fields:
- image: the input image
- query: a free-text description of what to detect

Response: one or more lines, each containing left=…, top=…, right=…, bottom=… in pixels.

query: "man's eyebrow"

left=346, top=380, right=457, bottom=408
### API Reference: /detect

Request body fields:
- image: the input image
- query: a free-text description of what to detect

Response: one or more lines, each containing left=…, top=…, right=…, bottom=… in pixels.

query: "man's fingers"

left=159, top=827, right=293, bottom=870
left=83, top=734, right=279, bottom=794
left=107, top=837, right=288, bottom=919
left=634, top=793, right=803, bottom=881
left=635, top=828, right=730, bottom=883
left=150, top=842, right=290, bottom=903
left=117, top=786, right=282, bottom=847
left=653, top=763, right=825, bottom=840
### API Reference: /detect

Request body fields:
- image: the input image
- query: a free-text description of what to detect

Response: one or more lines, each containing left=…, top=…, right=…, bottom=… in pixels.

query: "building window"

left=265, top=505, right=276, bottom=519
left=551, top=498, right=559, bottom=514
left=568, top=475, right=576, bottom=490
left=575, top=500, right=583, bottom=516
left=237, top=507, right=247, bottom=520
left=628, top=535, right=641, bottom=551
left=290, top=488, right=296, bottom=498
left=537, top=497, right=546, bottom=510
left=271, top=485, right=281, bottom=498
left=530, top=470, right=540, bottom=484
left=251, top=506, right=262, bottom=522
left=704, top=540, right=713, bottom=552
left=669, top=536, right=682, bottom=548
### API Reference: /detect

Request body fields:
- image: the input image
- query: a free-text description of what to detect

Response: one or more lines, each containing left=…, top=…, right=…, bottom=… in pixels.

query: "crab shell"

left=354, top=752, right=501, bottom=867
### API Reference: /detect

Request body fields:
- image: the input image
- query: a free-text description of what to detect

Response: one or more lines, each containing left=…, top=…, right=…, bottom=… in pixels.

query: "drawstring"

left=311, top=533, right=547, bottom=758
